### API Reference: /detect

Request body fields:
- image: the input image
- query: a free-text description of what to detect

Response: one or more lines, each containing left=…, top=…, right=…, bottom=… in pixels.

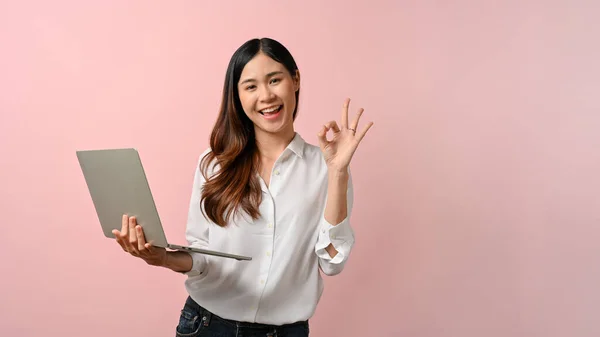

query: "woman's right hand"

left=112, top=214, right=167, bottom=267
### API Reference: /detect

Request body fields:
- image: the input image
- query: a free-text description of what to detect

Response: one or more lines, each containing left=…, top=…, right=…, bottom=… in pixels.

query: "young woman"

left=113, top=37, right=373, bottom=337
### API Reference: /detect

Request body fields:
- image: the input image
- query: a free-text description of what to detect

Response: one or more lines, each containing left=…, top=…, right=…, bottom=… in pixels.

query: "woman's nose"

left=258, top=85, right=275, bottom=101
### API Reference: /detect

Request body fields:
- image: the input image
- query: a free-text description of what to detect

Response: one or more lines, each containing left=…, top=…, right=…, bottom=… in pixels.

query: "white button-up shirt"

left=183, top=132, right=355, bottom=325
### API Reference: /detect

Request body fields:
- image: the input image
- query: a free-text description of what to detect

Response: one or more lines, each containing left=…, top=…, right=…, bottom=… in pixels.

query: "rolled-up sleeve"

left=314, top=170, right=355, bottom=276
left=183, top=151, right=213, bottom=277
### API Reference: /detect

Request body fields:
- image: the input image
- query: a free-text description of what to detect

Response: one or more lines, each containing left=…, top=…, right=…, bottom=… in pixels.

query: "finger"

left=317, top=125, right=329, bottom=149
left=144, top=243, right=155, bottom=254
left=356, top=121, right=374, bottom=143
left=136, top=225, right=146, bottom=251
left=113, top=230, right=127, bottom=251
left=349, top=108, right=364, bottom=133
left=127, top=217, right=139, bottom=254
left=119, top=216, right=131, bottom=250
left=341, top=98, right=350, bottom=128
left=129, top=217, right=137, bottom=245
left=317, top=121, right=339, bottom=148
left=324, top=120, right=341, bottom=133
left=121, top=214, right=128, bottom=238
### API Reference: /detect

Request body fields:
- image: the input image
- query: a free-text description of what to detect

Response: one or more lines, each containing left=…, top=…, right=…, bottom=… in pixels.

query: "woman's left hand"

left=317, top=98, right=373, bottom=173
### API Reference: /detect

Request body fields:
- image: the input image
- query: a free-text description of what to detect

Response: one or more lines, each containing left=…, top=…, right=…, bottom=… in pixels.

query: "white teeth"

left=260, top=105, right=281, bottom=114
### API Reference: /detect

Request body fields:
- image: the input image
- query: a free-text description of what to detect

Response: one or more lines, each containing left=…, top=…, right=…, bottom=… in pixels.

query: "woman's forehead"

left=240, top=54, right=285, bottom=78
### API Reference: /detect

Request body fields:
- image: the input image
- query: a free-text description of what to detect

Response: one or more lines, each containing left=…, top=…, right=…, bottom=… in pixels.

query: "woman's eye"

left=246, top=85, right=256, bottom=90
left=270, top=78, right=281, bottom=84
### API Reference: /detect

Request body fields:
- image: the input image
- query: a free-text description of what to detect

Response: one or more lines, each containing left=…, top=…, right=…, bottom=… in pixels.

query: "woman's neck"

left=254, top=127, right=296, bottom=162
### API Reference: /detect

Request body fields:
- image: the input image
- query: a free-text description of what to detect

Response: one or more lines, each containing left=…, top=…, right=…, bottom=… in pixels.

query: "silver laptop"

left=76, top=148, right=252, bottom=261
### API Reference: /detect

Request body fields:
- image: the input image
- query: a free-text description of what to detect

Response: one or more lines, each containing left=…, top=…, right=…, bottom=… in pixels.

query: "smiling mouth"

left=258, top=105, right=283, bottom=115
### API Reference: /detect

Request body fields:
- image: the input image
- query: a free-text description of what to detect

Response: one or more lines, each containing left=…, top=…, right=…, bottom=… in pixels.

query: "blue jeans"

left=175, top=296, right=310, bottom=337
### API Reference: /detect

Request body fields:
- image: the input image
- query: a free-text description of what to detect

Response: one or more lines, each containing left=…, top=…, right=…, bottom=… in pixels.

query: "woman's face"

left=237, top=52, right=300, bottom=137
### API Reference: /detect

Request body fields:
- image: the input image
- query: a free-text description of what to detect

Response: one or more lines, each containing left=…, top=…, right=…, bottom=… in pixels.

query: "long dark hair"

left=200, top=38, right=300, bottom=227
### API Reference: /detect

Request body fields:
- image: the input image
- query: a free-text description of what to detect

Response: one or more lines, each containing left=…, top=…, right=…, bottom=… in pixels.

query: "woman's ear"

left=294, top=70, right=301, bottom=91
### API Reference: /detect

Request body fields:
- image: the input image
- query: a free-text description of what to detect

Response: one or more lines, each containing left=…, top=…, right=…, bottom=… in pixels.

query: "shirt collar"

left=286, top=132, right=305, bottom=158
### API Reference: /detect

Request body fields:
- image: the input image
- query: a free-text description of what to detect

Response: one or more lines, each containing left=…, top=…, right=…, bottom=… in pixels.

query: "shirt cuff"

left=315, top=217, right=355, bottom=264
left=184, top=252, right=208, bottom=277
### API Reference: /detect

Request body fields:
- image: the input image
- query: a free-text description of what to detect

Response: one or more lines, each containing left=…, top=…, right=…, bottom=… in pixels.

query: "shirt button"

left=260, top=279, right=265, bottom=284
left=266, top=251, right=271, bottom=257
left=274, top=170, right=280, bottom=176
left=267, top=223, right=273, bottom=228
left=331, top=235, right=337, bottom=240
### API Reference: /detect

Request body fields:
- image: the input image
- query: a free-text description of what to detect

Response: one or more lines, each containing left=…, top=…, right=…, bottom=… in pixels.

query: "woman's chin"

left=255, top=121, right=294, bottom=136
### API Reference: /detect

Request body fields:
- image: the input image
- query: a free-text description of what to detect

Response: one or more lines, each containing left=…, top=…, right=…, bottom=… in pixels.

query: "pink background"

left=1, top=1, right=600, bottom=336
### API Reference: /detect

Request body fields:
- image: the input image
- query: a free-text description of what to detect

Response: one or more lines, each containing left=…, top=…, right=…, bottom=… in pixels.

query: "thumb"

left=317, top=125, right=329, bottom=150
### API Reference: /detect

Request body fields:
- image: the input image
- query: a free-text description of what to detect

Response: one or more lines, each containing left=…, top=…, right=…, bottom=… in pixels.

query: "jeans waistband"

left=184, top=296, right=308, bottom=329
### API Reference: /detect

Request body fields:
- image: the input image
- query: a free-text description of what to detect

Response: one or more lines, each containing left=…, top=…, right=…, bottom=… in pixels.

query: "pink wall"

left=1, top=1, right=600, bottom=336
